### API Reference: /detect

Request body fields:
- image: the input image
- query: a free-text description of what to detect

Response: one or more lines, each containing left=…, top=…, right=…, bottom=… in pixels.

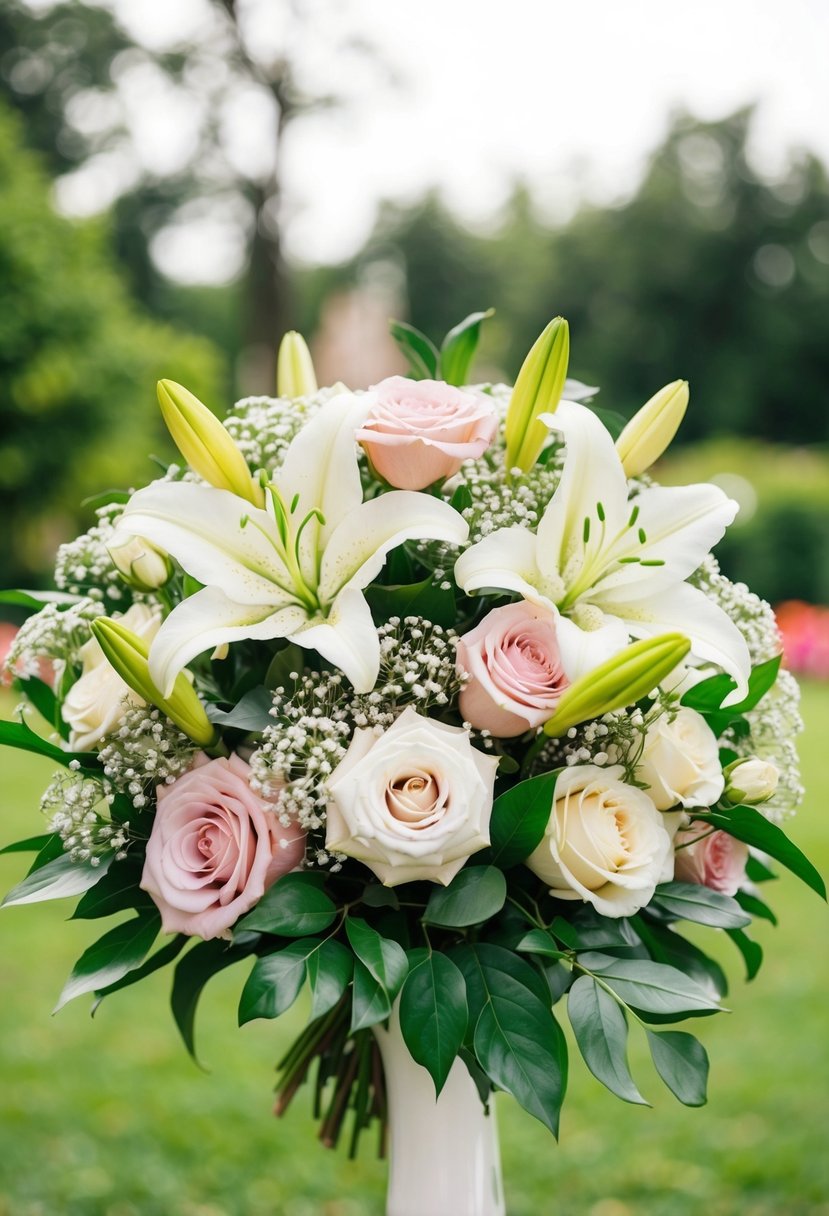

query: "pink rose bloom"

left=457, top=602, right=570, bottom=737
left=141, top=753, right=306, bottom=940
left=356, top=375, right=498, bottom=490
left=673, top=820, right=748, bottom=896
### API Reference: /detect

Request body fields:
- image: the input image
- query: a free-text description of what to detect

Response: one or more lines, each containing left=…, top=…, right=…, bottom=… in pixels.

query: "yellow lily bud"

left=107, top=532, right=172, bottom=592
left=277, top=330, right=318, bottom=399
left=91, top=617, right=217, bottom=748
left=615, top=379, right=689, bottom=478
left=504, top=317, right=569, bottom=474
left=157, top=379, right=264, bottom=507
left=543, top=632, right=691, bottom=737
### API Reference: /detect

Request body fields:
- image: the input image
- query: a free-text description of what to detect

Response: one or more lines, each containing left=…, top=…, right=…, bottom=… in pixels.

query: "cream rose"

left=356, top=376, right=498, bottom=490
left=141, top=752, right=306, bottom=939
left=457, top=602, right=569, bottom=737
left=62, top=603, right=160, bottom=751
left=637, top=707, right=724, bottom=812
left=674, top=819, right=748, bottom=896
left=325, top=706, right=499, bottom=886
left=525, top=765, right=673, bottom=918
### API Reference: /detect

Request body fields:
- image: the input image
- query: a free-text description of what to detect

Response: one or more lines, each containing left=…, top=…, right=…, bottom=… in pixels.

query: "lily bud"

left=107, top=531, right=172, bottom=592
left=90, top=617, right=217, bottom=748
left=157, top=379, right=264, bottom=507
left=723, top=757, right=779, bottom=806
left=277, top=330, right=318, bottom=398
left=543, top=632, right=691, bottom=737
left=504, top=317, right=569, bottom=474
left=615, top=379, right=689, bottom=478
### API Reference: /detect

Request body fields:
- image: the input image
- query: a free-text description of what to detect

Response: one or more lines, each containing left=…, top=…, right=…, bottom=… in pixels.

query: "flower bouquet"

left=2, top=313, right=823, bottom=1216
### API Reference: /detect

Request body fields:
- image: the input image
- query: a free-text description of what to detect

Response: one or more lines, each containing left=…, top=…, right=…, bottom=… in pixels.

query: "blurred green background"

left=1, top=684, right=827, bottom=1216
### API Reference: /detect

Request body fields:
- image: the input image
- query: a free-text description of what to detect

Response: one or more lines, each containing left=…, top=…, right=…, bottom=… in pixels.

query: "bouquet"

left=2, top=312, right=822, bottom=1167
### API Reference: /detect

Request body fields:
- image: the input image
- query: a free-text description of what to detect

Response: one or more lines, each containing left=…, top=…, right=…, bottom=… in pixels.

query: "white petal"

left=555, top=611, right=630, bottom=682
left=597, top=581, right=751, bottom=704
left=289, top=585, right=380, bottom=693
left=121, top=481, right=291, bottom=606
left=319, top=491, right=469, bottom=603
left=454, top=526, right=549, bottom=605
left=148, top=587, right=308, bottom=697
left=593, top=483, right=739, bottom=599
left=535, top=400, right=629, bottom=579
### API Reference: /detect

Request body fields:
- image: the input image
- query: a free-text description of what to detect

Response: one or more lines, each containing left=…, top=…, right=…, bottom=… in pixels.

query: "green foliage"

left=54, top=911, right=160, bottom=1012
left=567, top=976, right=647, bottom=1106
left=696, top=804, right=826, bottom=899
left=236, top=873, right=338, bottom=938
left=389, top=310, right=494, bottom=385
left=423, top=866, right=506, bottom=928
left=399, top=949, right=468, bottom=1095
left=488, top=770, right=560, bottom=867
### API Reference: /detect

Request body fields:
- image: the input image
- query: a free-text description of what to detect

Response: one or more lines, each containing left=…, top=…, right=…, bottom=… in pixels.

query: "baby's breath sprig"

left=98, top=704, right=197, bottom=808
left=3, top=597, right=103, bottom=681
left=42, top=766, right=129, bottom=863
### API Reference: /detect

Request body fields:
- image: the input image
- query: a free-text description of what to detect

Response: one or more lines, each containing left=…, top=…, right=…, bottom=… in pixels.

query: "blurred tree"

left=0, top=0, right=392, bottom=389
left=323, top=108, right=829, bottom=444
left=0, top=101, right=225, bottom=589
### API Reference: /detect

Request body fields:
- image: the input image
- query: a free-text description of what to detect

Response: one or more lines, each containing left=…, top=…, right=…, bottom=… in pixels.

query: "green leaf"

left=488, top=770, right=560, bottom=869
left=0, top=589, right=81, bottom=609
left=238, top=940, right=317, bottom=1025
left=345, top=917, right=408, bottom=999
left=171, top=938, right=256, bottom=1061
left=734, top=890, right=778, bottom=926
left=13, top=675, right=68, bottom=738
left=0, top=719, right=98, bottom=771
left=265, top=644, right=306, bottom=690
left=567, top=975, right=648, bottom=1105
left=745, top=855, right=777, bottom=884
left=652, top=882, right=751, bottom=929
left=439, top=309, right=494, bottom=386
left=351, top=958, right=392, bottom=1032
left=646, top=1030, right=709, bottom=1106
left=71, top=859, right=152, bottom=919
left=360, top=884, right=400, bottom=910
left=726, top=928, right=764, bottom=981
left=585, top=405, right=626, bottom=438
left=0, top=834, right=54, bottom=856
left=388, top=319, right=439, bottom=379
left=93, top=935, right=188, bottom=1006
left=399, top=949, right=468, bottom=1096
left=236, top=872, right=337, bottom=937
left=515, top=929, right=568, bottom=960
left=450, top=483, right=473, bottom=512
left=3, top=852, right=113, bottom=907
left=307, top=938, right=353, bottom=1019
left=698, top=805, right=825, bottom=899
left=454, top=943, right=568, bottom=1136
left=632, top=917, right=728, bottom=1000
left=680, top=655, right=781, bottom=733
left=423, top=866, right=506, bottom=929
left=205, top=686, right=273, bottom=731
left=365, top=577, right=457, bottom=629
left=54, top=912, right=160, bottom=1012
left=579, top=955, right=723, bottom=1016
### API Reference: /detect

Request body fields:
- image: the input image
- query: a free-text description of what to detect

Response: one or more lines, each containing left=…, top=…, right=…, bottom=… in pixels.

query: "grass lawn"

left=1, top=685, right=828, bottom=1216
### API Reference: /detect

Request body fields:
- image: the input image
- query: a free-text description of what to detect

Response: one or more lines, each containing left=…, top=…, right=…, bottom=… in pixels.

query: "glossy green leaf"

left=439, top=309, right=494, bottom=386
left=71, top=859, right=152, bottom=919
left=238, top=940, right=317, bottom=1025
left=0, top=719, right=98, bottom=771
left=578, top=954, right=723, bottom=1016
left=516, top=929, right=568, bottom=960
left=345, top=917, right=408, bottom=1000
left=307, top=938, right=353, bottom=1019
left=423, top=866, right=506, bottom=929
left=351, top=958, right=392, bottom=1032
left=171, top=938, right=256, bottom=1061
left=365, top=577, right=457, bottom=629
left=646, top=1030, right=709, bottom=1106
left=488, top=770, right=560, bottom=868
left=0, top=834, right=54, bottom=856
left=388, top=319, right=439, bottom=380
left=93, top=934, right=188, bottom=1006
left=632, top=917, right=728, bottom=1000
left=680, top=655, right=781, bottom=733
left=236, top=872, right=337, bottom=937
left=13, top=675, right=68, bottom=738
left=0, top=589, right=81, bottom=609
left=205, top=686, right=273, bottom=731
left=698, top=805, right=825, bottom=899
left=734, top=890, right=778, bottom=925
left=567, top=975, right=648, bottom=1105
left=54, top=912, right=160, bottom=1011
left=399, top=949, right=468, bottom=1095
left=652, top=882, right=751, bottom=929
left=726, top=927, right=764, bottom=981
left=3, top=852, right=113, bottom=908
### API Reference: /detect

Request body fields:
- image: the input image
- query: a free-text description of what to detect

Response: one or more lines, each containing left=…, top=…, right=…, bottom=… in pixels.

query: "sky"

left=52, top=0, right=829, bottom=283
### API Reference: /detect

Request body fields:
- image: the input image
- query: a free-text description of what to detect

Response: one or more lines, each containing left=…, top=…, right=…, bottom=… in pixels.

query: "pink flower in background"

left=141, top=753, right=306, bottom=940
left=776, top=600, right=829, bottom=679
left=357, top=376, right=498, bottom=490
left=457, top=602, right=569, bottom=736
left=673, top=819, right=748, bottom=896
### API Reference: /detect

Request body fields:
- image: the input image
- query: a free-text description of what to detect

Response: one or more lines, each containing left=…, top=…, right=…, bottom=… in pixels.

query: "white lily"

left=120, top=393, right=469, bottom=695
left=454, top=400, right=751, bottom=702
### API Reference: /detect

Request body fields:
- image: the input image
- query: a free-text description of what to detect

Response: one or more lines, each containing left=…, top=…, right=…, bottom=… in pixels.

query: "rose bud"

left=674, top=819, right=748, bottom=896
left=723, top=757, right=779, bottom=806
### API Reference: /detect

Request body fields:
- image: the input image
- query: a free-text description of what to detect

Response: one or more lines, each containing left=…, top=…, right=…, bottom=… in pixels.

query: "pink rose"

left=141, top=753, right=306, bottom=940
left=457, top=602, right=570, bottom=737
left=356, top=376, right=498, bottom=490
left=673, top=819, right=748, bottom=896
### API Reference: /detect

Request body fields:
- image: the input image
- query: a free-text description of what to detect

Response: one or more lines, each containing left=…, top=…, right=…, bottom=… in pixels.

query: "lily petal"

left=319, top=491, right=469, bottom=603
left=597, top=581, right=751, bottom=704
left=149, top=587, right=308, bottom=697
left=290, top=585, right=380, bottom=693
left=454, top=526, right=549, bottom=605
left=121, top=482, right=291, bottom=606
left=555, top=611, right=630, bottom=683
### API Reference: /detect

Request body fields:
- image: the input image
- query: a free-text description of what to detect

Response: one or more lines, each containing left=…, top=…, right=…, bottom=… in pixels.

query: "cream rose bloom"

left=325, top=706, right=499, bottom=886
left=525, top=765, right=674, bottom=918
left=62, top=603, right=160, bottom=751
left=637, top=707, right=724, bottom=812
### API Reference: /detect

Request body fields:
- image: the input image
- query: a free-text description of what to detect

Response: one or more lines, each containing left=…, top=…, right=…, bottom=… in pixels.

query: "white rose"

left=62, top=603, right=161, bottom=751
left=325, top=706, right=499, bottom=886
left=637, top=707, right=723, bottom=812
left=525, top=765, right=673, bottom=918
left=723, top=757, right=779, bottom=805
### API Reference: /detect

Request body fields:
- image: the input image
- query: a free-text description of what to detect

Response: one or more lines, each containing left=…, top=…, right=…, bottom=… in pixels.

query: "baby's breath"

left=224, top=388, right=342, bottom=479
left=4, top=597, right=103, bottom=680
left=98, top=704, right=197, bottom=806
left=42, top=767, right=129, bottom=862
left=54, top=502, right=130, bottom=604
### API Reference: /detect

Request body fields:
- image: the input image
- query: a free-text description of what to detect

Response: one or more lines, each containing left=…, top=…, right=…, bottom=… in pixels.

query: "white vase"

left=373, top=1006, right=506, bottom=1216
